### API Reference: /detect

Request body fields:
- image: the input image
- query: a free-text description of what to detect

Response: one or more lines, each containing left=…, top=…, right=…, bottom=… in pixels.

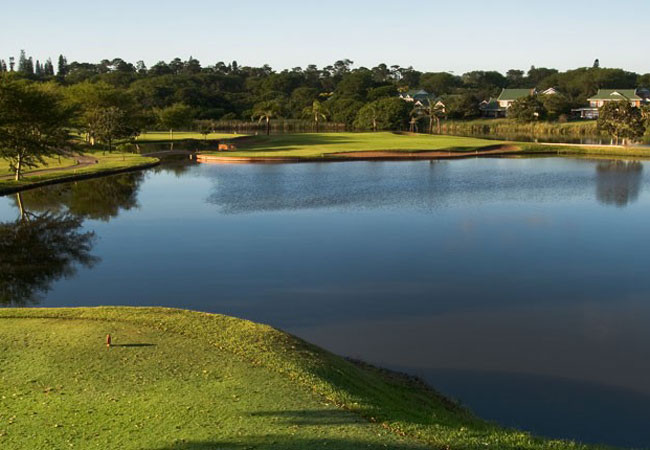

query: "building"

left=573, top=89, right=646, bottom=119
left=479, top=98, right=506, bottom=118
left=588, top=89, right=643, bottom=108
left=497, top=88, right=536, bottom=108
left=399, top=89, right=436, bottom=107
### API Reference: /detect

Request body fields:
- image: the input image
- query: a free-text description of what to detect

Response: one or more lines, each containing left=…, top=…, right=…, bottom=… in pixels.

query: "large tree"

left=65, top=81, right=145, bottom=149
left=354, top=97, right=410, bottom=131
left=598, top=101, right=646, bottom=145
left=0, top=77, right=73, bottom=180
left=155, top=103, right=194, bottom=140
left=508, top=96, right=547, bottom=122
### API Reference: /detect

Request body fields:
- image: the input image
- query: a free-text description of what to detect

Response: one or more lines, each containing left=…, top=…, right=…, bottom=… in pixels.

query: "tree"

left=57, top=55, right=68, bottom=78
left=541, top=93, right=573, bottom=121
left=444, top=93, right=481, bottom=120
left=155, top=103, right=194, bottom=140
left=303, top=100, right=327, bottom=133
left=508, top=96, right=547, bottom=122
left=65, top=81, right=144, bottom=147
left=252, top=100, right=282, bottom=135
left=354, top=97, right=410, bottom=131
left=412, top=100, right=446, bottom=134
left=0, top=78, right=73, bottom=180
left=598, top=101, right=646, bottom=145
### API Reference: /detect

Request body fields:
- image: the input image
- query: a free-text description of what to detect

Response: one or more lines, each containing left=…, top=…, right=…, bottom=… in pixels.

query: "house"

left=588, top=89, right=643, bottom=108
left=399, top=89, right=436, bottom=107
left=497, top=88, right=536, bottom=108
left=479, top=98, right=506, bottom=118
left=573, top=89, right=645, bottom=119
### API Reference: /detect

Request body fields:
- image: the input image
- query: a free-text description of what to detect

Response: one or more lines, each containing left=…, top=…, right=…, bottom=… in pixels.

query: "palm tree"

left=252, top=101, right=282, bottom=136
left=412, top=99, right=446, bottom=134
left=303, top=100, right=328, bottom=133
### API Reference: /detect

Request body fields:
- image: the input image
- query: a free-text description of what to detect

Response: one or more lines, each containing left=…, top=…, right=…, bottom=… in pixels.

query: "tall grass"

left=441, top=119, right=600, bottom=137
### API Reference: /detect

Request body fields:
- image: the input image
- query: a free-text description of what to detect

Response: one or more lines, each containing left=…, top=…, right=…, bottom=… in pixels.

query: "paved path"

left=0, top=155, right=99, bottom=181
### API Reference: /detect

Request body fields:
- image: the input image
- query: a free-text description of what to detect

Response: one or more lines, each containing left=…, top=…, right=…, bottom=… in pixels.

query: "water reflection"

left=13, top=172, right=144, bottom=221
left=595, top=160, right=644, bottom=207
left=0, top=194, right=97, bottom=306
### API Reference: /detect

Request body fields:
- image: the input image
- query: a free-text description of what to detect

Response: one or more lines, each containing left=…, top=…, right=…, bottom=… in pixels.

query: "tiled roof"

left=588, top=89, right=641, bottom=101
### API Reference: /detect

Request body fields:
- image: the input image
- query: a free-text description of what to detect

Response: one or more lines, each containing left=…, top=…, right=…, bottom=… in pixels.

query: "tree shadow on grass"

left=250, top=409, right=363, bottom=426
left=111, top=343, right=156, bottom=348
left=149, top=436, right=429, bottom=450
left=242, top=134, right=357, bottom=152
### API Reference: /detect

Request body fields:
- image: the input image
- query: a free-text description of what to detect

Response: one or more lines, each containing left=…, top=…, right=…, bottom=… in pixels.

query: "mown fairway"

left=0, top=308, right=595, bottom=450
left=201, top=132, right=505, bottom=158
left=136, top=132, right=245, bottom=142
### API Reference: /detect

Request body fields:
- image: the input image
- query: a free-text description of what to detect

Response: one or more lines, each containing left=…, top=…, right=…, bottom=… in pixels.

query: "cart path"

left=0, top=155, right=99, bottom=180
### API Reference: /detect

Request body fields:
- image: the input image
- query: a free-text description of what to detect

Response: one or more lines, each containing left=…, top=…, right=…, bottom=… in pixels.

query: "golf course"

left=0, top=307, right=596, bottom=450
left=197, top=132, right=513, bottom=160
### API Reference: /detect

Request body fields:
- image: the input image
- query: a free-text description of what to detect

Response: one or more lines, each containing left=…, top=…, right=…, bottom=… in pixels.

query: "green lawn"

left=200, top=132, right=505, bottom=158
left=136, top=131, right=246, bottom=142
left=0, top=308, right=600, bottom=450
left=0, top=152, right=158, bottom=191
left=0, top=155, right=78, bottom=176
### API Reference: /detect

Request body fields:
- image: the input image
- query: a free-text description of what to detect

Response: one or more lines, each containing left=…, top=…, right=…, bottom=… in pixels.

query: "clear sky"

left=2, top=0, right=649, bottom=74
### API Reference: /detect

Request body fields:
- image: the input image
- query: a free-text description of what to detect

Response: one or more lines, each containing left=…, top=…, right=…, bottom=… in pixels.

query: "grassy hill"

left=0, top=307, right=598, bottom=450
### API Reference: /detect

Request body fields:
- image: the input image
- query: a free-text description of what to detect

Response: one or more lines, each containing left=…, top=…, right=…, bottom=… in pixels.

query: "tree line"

left=2, top=52, right=650, bottom=180
left=2, top=51, right=650, bottom=128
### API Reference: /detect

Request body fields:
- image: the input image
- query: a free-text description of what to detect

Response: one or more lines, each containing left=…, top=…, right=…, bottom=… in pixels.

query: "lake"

left=2, top=157, right=650, bottom=448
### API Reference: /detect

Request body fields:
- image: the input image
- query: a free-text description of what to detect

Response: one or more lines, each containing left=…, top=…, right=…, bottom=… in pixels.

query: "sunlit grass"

left=0, top=307, right=600, bottom=450
left=200, top=132, right=504, bottom=158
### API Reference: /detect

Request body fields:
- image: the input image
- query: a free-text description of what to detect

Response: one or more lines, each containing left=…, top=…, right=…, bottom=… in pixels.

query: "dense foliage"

left=1, top=51, right=649, bottom=131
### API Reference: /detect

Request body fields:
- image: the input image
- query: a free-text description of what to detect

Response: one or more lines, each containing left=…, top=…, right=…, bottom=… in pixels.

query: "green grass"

left=0, top=307, right=602, bottom=450
left=0, top=152, right=158, bottom=191
left=200, top=132, right=505, bottom=158
left=136, top=131, right=246, bottom=142
left=0, top=155, right=78, bottom=176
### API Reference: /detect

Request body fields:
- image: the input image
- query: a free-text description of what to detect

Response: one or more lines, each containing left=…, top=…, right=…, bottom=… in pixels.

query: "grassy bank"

left=0, top=151, right=158, bottom=193
left=200, top=132, right=504, bottom=158
left=441, top=119, right=600, bottom=137
left=0, top=307, right=598, bottom=450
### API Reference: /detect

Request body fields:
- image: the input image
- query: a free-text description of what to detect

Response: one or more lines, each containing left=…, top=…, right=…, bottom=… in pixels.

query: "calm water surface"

left=2, top=157, right=650, bottom=448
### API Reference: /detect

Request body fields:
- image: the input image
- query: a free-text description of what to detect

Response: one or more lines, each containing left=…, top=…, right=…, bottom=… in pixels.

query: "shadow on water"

left=595, top=160, right=644, bottom=207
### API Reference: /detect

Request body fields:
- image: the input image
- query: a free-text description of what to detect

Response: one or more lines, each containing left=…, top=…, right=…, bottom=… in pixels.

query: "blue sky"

left=2, top=0, right=649, bottom=74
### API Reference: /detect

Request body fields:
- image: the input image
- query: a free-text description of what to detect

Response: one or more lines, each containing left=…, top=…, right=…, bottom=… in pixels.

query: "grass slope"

left=0, top=152, right=158, bottom=191
left=201, top=132, right=504, bottom=158
left=0, top=308, right=600, bottom=450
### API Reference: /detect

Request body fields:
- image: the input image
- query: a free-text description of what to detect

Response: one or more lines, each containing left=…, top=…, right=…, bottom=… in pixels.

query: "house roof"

left=480, top=98, right=504, bottom=111
left=497, top=88, right=535, bottom=101
left=588, top=89, right=641, bottom=101
left=401, top=89, right=434, bottom=99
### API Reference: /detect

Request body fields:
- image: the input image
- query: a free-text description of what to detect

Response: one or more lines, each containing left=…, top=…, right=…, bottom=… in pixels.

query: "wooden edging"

left=0, top=160, right=160, bottom=196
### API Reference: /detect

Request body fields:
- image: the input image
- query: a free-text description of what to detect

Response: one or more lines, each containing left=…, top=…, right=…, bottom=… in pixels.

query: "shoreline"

left=0, top=306, right=591, bottom=449
left=0, top=160, right=160, bottom=196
